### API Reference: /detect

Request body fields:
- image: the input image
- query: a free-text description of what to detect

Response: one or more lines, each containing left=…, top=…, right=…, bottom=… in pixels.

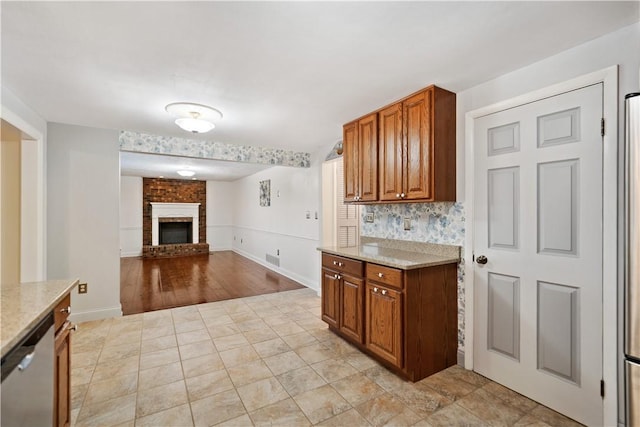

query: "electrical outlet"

left=403, top=217, right=411, bottom=231
left=78, top=283, right=88, bottom=294
left=306, top=211, right=311, bottom=219
left=365, top=213, right=374, bottom=223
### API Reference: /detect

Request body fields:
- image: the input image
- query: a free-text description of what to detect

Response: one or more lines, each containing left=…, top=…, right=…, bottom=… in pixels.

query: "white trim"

left=1, top=106, right=46, bottom=282
left=69, top=305, right=123, bottom=323
left=464, top=65, right=618, bottom=426
left=120, top=251, right=142, bottom=258
left=150, top=202, right=200, bottom=245
left=232, top=247, right=319, bottom=293
left=233, top=225, right=319, bottom=242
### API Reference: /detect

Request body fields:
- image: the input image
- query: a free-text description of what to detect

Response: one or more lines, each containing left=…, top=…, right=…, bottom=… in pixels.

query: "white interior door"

left=473, top=83, right=603, bottom=425
left=335, top=158, right=359, bottom=247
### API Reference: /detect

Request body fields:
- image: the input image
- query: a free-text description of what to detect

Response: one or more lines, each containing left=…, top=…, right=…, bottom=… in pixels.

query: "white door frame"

left=464, top=65, right=618, bottom=425
left=1, top=105, right=46, bottom=282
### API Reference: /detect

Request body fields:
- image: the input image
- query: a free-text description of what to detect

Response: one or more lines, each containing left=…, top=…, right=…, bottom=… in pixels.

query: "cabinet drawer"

left=54, top=293, right=71, bottom=332
left=366, top=264, right=403, bottom=290
left=322, top=253, right=363, bottom=277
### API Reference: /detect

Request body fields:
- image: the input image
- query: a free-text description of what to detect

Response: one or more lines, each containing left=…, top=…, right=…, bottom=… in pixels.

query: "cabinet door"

left=378, top=103, right=403, bottom=202
left=340, top=274, right=364, bottom=344
left=358, top=113, right=378, bottom=202
left=403, top=89, right=433, bottom=200
left=54, top=325, right=71, bottom=427
left=343, top=121, right=359, bottom=203
left=366, top=283, right=403, bottom=367
left=321, top=268, right=340, bottom=328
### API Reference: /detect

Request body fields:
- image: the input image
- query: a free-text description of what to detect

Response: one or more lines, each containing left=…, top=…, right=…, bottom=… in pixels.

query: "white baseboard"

left=120, top=250, right=142, bottom=258
left=457, top=350, right=465, bottom=368
left=69, top=305, right=123, bottom=323
left=209, top=247, right=233, bottom=252
left=232, top=248, right=320, bottom=293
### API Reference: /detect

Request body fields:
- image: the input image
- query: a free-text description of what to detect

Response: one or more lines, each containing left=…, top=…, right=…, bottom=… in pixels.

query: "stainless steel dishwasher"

left=1, top=312, right=54, bottom=427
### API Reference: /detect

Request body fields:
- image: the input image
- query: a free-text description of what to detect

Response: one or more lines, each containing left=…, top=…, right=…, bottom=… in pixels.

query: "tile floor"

left=71, top=288, right=582, bottom=427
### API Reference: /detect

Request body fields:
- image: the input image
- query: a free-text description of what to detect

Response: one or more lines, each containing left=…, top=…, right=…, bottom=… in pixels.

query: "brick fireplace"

left=142, top=178, right=209, bottom=257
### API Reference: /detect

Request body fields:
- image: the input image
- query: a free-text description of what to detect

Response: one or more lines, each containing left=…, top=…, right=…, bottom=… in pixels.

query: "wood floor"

left=120, top=251, right=306, bottom=315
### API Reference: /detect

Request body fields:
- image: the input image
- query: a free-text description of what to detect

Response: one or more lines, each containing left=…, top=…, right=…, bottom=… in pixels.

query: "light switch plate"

left=403, top=217, right=411, bottom=230
left=365, top=213, right=374, bottom=223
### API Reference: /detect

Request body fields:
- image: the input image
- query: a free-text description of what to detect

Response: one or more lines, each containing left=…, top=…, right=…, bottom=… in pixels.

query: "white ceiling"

left=2, top=1, right=638, bottom=180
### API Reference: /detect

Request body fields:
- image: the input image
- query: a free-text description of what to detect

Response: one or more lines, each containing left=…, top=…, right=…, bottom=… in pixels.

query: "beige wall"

left=1, top=120, right=22, bottom=284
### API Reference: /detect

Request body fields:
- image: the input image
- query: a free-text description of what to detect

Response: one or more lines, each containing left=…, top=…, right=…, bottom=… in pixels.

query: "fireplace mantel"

left=150, top=202, right=200, bottom=246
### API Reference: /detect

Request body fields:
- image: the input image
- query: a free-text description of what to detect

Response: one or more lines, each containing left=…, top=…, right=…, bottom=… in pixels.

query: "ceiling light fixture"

left=165, top=102, right=223, bottom=134
left=176, top=170, right=195, bottom=177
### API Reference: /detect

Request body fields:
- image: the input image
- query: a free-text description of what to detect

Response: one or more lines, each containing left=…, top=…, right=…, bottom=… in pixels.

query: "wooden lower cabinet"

left=321, top=252, right=458, bottom=382
left=340, top=275, right=364, bottom=344
left=321, top=268, right=340, bottom=328
left=365, top=283, right=402, bottom=367
left=54, top=293, right=72, bottom=427
left=54, top=324, right=71, bottom=427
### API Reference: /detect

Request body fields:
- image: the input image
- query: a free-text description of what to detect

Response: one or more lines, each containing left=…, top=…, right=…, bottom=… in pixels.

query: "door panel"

left=321, top=268, right=340, bottom=328
left=404, top=90, right=432, bottom=200
left=343, top=122, right=358, bottom=203
left=378, top=103, right=403, bottom=201
left=366, top=283, right=402, bottom=367
left=358, top=114, right=378, bottom=202
left=340, top=275, right=364, bottom=343
left=473, top=83, right=603, bottom=426
left=487, top=272, right=520, bottom=360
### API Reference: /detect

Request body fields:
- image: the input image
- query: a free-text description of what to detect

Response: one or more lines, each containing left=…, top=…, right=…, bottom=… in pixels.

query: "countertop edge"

left=318, top=247, right=459, bottom=270
left=1, top=279, right=79, bottom=358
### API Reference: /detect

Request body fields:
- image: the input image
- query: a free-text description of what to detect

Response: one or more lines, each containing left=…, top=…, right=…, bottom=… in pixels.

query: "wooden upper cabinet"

left=343, top=113, right=377, bottom=203
left=378, top=102, right=403, bottom=202
left=343, top=121, right=358, bottom=202
left=345, top=84, right=456, bottom=204
left=358, top=113, right=378, bottom=202
left=404, top=90, right=432, bottom=200
left=379, top=86, right=456, bottom=202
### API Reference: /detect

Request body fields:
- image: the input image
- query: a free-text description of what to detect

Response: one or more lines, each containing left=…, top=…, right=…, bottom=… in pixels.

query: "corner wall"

left=47, top=123, right=121, bottom=321
left=231, top=154, right=323, bottom=292
left=120, top=176, right=143, bottom=257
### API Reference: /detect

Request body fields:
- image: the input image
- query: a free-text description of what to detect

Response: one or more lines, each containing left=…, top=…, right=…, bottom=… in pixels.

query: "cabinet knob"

left=333, top=261, right=338, bottom=266
left=337, top=275, right=341, bottom=280
left=338, top=262, right=343, bottom=267
left=68, top=324, right=78, bottom=332
left=334, top=273, right=339, bottom=279
left=400, top=193, right=406, bottom=198
left=378, top=272, right=383, bottom=278
left=396, top=193, right=401, bottom=198
left=374, top=287, right=378, bottom=293
left=382, top=290, right=387, bottom=296
left=60, top=306, right=71, bottom=314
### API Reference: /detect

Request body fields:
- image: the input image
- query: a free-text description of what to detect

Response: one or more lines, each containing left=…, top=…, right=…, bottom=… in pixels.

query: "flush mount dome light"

left=176, top=170, right=196, bottom=177
left=165, top=102, right=223, bottom=134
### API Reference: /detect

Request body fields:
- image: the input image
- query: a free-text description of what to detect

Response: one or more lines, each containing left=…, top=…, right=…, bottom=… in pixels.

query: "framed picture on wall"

left=259, top=179, right=271, bottom=207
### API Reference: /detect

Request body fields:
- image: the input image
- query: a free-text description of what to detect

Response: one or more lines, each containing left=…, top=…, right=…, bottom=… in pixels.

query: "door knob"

left=476, top=255, right=488, bottom=265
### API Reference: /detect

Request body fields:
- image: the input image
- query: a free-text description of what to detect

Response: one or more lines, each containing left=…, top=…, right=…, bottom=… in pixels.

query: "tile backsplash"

left=361, top=202, right=466, bottom=352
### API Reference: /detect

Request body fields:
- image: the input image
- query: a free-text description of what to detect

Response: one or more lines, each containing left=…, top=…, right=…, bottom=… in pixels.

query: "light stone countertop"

left=318, top=237, right=460, bottom=270
left=1, top=279, right=79, bottom=357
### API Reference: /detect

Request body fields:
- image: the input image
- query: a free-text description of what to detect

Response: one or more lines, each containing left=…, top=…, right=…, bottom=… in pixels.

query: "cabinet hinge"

left=600, top=379, right=605, bottom=398
left=601, top=118, right=605, bottom=137
left=472, top=253, right=475, bottom=263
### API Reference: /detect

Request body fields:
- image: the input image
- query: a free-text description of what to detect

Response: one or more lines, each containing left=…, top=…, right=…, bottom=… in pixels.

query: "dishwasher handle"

left=17, top=351, right=35, bottom=372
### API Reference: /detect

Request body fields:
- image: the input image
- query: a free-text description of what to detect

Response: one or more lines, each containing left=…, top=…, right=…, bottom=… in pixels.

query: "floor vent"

left=266, top=254, right=280, bottom=267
